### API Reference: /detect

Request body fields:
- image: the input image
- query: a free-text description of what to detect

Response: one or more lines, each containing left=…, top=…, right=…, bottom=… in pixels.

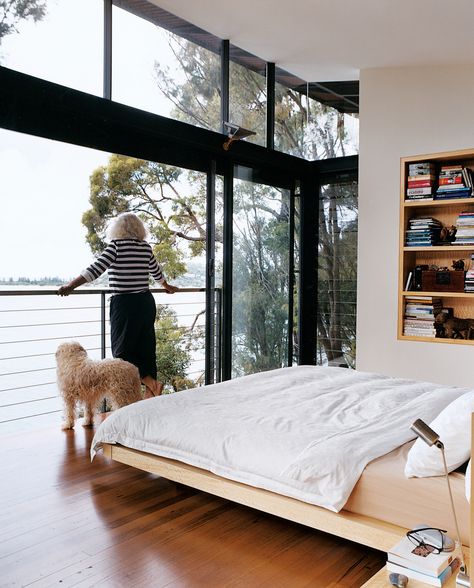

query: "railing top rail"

left=0, top=287, right=209, bottom=296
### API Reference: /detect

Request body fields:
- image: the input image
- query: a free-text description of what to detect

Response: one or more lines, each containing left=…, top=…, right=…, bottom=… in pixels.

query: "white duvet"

left=91, top=366, right=469, bottom=512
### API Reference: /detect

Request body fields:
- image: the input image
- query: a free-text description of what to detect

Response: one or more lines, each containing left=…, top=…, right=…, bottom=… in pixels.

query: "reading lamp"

left=222, top=122, right=256, bottom=151
left=411, top=419, right=470, bottom=587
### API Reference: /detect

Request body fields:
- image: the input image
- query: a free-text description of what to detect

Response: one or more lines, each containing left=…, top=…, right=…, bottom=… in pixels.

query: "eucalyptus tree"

left=83, top=30, right=358, bottom=379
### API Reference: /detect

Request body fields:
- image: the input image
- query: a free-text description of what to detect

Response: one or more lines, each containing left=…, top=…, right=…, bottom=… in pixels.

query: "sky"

left=0, top=0, right=177, bottom=280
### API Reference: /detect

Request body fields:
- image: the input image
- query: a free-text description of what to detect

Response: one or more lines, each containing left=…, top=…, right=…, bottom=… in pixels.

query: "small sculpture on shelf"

left=438, top=225, right=457, bottom=244
left=452, top=259, right=465, bottom=271
left=435, top=311, right=474, bottom=339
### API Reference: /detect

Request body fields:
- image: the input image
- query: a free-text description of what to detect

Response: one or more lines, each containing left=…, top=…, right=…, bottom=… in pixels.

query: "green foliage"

left=83, top=154, right=206, bottom=279
left=155, top=305, right=191, bottom=391
left=0, top=0, right=46, bottom=44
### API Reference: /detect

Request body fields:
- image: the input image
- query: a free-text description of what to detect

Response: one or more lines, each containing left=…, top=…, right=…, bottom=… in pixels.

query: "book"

left=386, top=558, right=460, bottom=586
left=387, top=535, right=461, bottom=577
left=407, top=187, right=434, bottom=196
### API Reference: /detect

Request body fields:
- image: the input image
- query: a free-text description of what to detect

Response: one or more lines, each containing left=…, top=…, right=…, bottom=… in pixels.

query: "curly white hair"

left=107, top=212, right=147, bottom=240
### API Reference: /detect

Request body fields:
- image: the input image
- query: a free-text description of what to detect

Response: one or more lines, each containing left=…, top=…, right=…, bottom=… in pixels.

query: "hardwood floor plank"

left=0, top=424, right=385, bottom=587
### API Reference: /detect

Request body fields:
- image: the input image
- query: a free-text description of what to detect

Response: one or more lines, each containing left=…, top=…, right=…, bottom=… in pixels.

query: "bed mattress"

left=345, top=441, right=470, bottom=546
left=91, top=365, right=469, bottom=512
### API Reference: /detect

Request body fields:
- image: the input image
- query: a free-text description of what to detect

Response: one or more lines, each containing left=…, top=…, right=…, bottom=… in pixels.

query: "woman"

left=58, top=212, right=178, bottom=397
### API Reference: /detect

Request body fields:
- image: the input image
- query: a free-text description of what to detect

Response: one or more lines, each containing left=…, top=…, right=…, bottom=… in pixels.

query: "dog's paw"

left=82, top=420, right=93, bottom=428
left=62, top=423, right=74, bottom=430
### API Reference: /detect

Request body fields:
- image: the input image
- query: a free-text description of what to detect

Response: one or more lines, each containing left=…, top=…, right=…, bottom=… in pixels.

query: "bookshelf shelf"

left=403, top=245, right=474, bottom=252
left=398, top=148, right=474, bottom=345
left=402, top=290, right=474, bottom=298
left=404, top=197, right=474, bottom=208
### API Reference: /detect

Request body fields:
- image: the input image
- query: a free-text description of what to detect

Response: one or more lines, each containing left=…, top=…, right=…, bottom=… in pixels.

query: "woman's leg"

left=110, top=292, right=161, bottom=397
left=138, top=292, right=162, bottom=397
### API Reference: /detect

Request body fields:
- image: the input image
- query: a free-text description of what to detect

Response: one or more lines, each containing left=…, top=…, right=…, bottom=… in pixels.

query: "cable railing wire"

left=0, top=287, right=218, bottom=425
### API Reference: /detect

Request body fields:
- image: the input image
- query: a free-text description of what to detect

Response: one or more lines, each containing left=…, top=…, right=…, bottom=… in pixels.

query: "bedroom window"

left=317, top=178, right=358, bottom=368
left=0, top=0, right=102, bottom=95
left=229, top=46, right=267, bottom=148
left=111, top=3, right=221, bottom=132
left=274, top=82, right=359, bottom=160
left=231, top=167, right=292, bottom=376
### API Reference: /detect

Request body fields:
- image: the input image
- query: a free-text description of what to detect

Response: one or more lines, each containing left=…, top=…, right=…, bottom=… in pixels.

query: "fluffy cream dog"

left=56, top=342, right=142, bottom=430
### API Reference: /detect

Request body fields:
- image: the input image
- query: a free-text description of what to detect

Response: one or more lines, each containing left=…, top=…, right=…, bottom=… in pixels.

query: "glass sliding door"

left=231, top=166, right=292, bottom=376
left=317, top=177, right=358, bottom=368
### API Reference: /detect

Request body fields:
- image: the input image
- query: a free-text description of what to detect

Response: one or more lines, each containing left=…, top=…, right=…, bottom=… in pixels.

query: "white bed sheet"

left=91, top=366, right=469, bottom=512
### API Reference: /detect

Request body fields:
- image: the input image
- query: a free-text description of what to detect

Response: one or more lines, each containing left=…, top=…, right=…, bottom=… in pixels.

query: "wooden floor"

left=0, top=422, right=385, bottom=588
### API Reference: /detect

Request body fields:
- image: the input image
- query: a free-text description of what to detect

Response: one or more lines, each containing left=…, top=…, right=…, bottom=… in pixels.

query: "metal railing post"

left=101, top=291, right=107, bottom=413
left=100, top=291, right=106, bottom=360
left=215, top=288, right=222, bottom=383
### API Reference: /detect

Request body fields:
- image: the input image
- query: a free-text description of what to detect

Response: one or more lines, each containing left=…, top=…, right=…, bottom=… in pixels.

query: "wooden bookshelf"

left=398, top=148, right=474, bottom=344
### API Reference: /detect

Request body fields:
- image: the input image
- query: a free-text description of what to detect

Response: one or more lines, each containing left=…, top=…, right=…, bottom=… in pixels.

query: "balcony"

left=0, top=287, right=219, bottom=435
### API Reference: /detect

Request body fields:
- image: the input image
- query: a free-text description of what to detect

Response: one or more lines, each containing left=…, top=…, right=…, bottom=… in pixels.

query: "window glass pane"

left=0, top=128, right=213, bottom=435
left=232, top=168, right=290, bottom=376
left=229, top=48, right=266, bottom=147
left=275, top=82, right=359, bottom=159
left=317, top=180, right=358, bottom=367
left=112, top=5, right=221, bottom=132
left=0, top=0, right=102, bottom=95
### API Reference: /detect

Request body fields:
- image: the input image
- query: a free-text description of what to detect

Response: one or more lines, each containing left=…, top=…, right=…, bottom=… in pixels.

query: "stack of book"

left=406, top=162, right=436, bottom=201
left=465, top=254, right=474, bottom=293
left=405, top=217, right=443, bottom=247
left=454, top=211, right=474, bottom=245
left=404, top=296, right=442, bottom=337
left=435, top=165, right=473, bottom=200
left=387, top=535, right=461, bottom=586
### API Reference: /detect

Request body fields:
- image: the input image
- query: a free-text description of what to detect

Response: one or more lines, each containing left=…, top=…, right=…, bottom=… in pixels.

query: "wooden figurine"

left=435, top=312, right=474, bottom=339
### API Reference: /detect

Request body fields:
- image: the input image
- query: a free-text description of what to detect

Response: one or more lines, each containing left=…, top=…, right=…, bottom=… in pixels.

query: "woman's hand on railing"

left=162, top=281, right=179, bottom=294
left=57, top=284, right=74, bottom=296
left=57, top=276, right=87, bottom=296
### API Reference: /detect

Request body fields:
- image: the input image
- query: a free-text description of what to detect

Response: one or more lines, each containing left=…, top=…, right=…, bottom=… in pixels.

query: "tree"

left=83, top=30, right=358, bottom=380
left=317, top=182, right=358, bottom=366
left=0, top=0, right=46, bottom=44
left=155, top=305, right=193, bottom=392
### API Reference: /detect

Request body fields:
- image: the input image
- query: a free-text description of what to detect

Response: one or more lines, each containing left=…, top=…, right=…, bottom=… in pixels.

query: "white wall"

left=357, top=65, right=474, bottom=387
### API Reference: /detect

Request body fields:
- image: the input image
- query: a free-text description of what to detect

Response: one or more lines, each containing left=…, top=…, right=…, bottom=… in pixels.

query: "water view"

left=0, top=286, right=206, bottom=434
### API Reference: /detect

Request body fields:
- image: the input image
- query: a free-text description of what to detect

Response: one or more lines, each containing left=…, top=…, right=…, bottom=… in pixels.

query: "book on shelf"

left=407, top=187, right=434, bottom=196
left=408, top=162, right=435, bottom=173
left=386, top=559, right=460, bottom=586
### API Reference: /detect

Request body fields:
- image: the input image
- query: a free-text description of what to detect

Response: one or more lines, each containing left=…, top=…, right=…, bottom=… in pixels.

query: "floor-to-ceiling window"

left=231, top=167, right=292, bottom=376
left=316, top=177, right=358, bottom=367
left=0, top=0, right=359, bottom=386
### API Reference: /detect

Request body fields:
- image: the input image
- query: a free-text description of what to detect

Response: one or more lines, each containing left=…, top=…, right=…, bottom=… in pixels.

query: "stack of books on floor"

left=404, top=296, right=442, bottom=337
left=454, top=211, right=474, bottom=245
left=435, top=164, right=473, bottom=200
left=406, top=162, right=436, bottom=201
left=405, top=217, right=443, bottom=246
left=387, top=535, right=461, bottom=586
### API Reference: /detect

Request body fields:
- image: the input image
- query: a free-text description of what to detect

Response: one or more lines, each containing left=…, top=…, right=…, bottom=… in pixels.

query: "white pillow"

left=405, top=391, right=474, bottom=478
left=466, top=460, right=471, bottom=503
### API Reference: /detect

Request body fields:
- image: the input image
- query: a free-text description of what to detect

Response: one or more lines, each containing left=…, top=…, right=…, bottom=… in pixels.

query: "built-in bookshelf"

left=398, top=148, right=474, bottom=345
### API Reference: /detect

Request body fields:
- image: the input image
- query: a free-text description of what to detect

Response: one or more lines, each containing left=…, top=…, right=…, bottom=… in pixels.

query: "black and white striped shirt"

left=81, top=239, right=165, bottom=294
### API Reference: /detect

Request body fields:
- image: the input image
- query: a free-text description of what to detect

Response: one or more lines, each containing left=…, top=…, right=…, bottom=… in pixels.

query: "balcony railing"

left=0, top=287, right=220, bottom=434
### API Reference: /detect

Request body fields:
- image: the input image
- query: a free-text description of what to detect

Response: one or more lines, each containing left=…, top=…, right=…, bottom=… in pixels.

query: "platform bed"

left=96, top=367, right=473, bottom=585
left=102, top=443, right=407, bottom=552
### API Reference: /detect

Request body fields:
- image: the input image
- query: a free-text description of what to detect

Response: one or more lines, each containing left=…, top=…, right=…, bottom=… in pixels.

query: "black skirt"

left=109, top=290, right=157, bottom=379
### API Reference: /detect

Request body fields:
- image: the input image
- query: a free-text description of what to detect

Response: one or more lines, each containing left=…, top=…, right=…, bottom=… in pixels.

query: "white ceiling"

left=150, top=0, right=474, bottom=82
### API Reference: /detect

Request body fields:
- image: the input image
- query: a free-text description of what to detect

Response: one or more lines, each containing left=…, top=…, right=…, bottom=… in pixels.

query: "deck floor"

left=0, top=420, right=385, bottom=587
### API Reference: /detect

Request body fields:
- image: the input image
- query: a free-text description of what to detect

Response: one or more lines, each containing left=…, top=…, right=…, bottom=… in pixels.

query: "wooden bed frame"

left=101, top=415, right=473, bottom=584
